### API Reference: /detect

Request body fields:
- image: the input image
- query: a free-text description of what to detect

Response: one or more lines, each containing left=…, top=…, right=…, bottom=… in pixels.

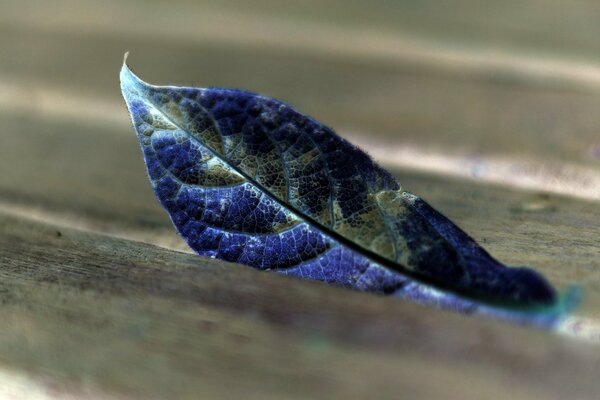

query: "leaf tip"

left=119, top=53, right=147, bottom=98
left=120, top=52, right=134, bottom=84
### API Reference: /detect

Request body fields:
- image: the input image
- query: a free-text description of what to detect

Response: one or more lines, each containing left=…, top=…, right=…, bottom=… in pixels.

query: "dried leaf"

left=120, top=57, right=576, bottom=327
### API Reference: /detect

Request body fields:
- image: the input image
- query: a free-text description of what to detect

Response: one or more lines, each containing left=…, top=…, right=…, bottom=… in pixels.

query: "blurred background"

left=2, top=0, right=600, bottom=299
left=2, top=0, right=600, bottom=315
left=4, top=0, right=600, bottom=205
left=1, top=1, right=600, bottom=397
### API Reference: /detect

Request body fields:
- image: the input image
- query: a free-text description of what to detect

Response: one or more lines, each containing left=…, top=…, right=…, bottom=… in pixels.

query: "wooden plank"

left=1, top=1, right=600, bottom=398
left=0, top=213, right=599, bottom=400
left=0, top=109, right=597, bottom=320
left=2, top=13, right=600, bottom=170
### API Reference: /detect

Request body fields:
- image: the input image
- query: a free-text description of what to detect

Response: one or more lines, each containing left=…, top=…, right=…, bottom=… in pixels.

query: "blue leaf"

left=120, top=57, right=577, bottom=327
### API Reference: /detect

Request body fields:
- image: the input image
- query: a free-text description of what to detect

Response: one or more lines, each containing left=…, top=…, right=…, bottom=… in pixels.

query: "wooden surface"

left=1, top=1, right=600, bottom=399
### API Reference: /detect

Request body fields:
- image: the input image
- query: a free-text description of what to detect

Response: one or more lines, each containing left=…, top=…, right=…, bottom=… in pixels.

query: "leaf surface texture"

left=120, top=61, right=573, bottom=326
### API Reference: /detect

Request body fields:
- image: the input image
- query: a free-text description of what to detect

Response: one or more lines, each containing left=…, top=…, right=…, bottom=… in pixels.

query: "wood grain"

left=0, top=213, right=599, bottom=400
left=1, top=1, right=600, bottom=398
